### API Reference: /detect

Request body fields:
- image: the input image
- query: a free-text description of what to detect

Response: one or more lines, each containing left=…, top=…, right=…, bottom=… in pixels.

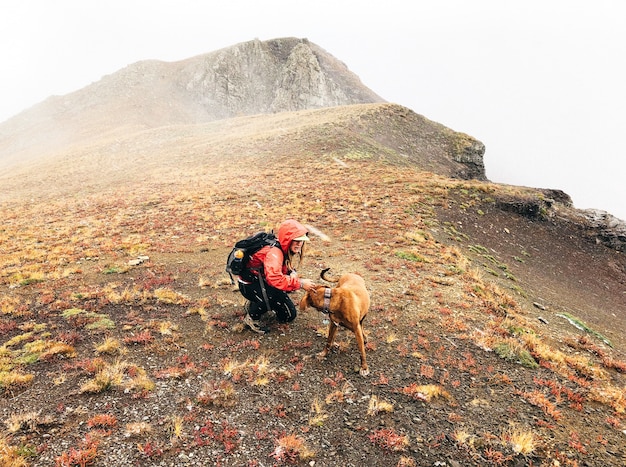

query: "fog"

left=1, top=0, right=624, bottom=220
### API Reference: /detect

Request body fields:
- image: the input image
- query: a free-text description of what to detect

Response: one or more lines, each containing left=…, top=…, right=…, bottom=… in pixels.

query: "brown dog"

left=299, top=268, right=370, bottom=376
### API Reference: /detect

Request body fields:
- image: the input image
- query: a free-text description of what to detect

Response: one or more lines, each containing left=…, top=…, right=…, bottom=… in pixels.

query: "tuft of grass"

left=468, top=244, right=489, bottom=255
left=168, top=415, right=185, bottom=444
left=61, top=308, right=115, bottom=330
left=10, top=271, right=46, bottom=287
left=157, top=321, right=178, bottom=336
left=79, top=360, right=127, bottom=393
left=79, top=359, right=153, bottom=394
left=86, top=316, right=115, bottom=330
left=588, top=384, right=626, bottom=414
left=308, top=397, right=328, bottom=426
left=396, top=383, right=451, bottom=402
left=124, top=422, right=152, bottom=438
left=4, top=411, right=46, bottom=434
left=61, top=308, right=83, bottom=319
left=3, top=332, right=35, bottom=348
left=0, top=371, right=34, bottom=390
left=452, top=430, right=475, bottom=447
left=367, top=395, right=394, bottom=415
left=368, top=428, right=410, bottom=452
left=507, top=427, right=535, bottom=456
left=124, top=365, right=155, bottom=392
left=22, top=340, right=76, bottom=363
left=385, top=333, right=398, bottom=344
left=197, top=380, right=237, bottom=407
left=94, top=338, right=125, bottom=355
left=556, top=312, right=612, bottom=347
left=494, top=340, right=538, bottom=369
left=0, top=435, right=30, bottom=467
left=154, top=288, right=188, bottom=305
left=397, top=456, right=417, bottom=467
left=270, top=434, right=315, bottom=463
left=395, top=250, right=428, bottom=262
left=186, top=306, right=208, bottom=320
left=104, top=285, right=147, bottom=304
left=0, top=296, right=21, bottom=315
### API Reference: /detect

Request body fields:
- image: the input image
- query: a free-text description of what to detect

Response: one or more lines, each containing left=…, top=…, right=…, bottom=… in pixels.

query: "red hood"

left=277, top=219, right=308, bottom=253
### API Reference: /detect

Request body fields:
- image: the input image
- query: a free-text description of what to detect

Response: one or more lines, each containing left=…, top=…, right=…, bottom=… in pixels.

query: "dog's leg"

left=354, top=323, right=369, bottom=376
left=360, top=315, right=368, bottom=344
left=318, top=321, right=338, bottom=360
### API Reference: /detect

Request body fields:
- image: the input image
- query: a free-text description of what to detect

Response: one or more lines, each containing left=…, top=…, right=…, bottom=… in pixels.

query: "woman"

left=237, top=219, right=316, bottom=334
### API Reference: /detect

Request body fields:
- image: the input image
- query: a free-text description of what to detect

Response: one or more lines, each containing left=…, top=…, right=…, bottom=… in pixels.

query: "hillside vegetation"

left=0, top=36, right=624, bottom=467
left=0, top=103, right=624, bottom=466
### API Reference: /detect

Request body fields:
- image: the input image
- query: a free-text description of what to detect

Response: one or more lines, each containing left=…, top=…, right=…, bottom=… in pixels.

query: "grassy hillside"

left=0, top=105, right=624, bottom=466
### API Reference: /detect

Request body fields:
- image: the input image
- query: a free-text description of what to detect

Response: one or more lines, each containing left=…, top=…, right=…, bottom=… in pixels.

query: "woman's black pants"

left=238, top=278, right=297, bottom=323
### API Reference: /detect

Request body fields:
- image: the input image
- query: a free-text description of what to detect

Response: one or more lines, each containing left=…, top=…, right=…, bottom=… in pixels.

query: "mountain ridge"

left=0, top=37, right=385, bottom=171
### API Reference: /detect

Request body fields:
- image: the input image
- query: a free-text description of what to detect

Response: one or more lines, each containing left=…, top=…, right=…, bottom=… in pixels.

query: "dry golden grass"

left=78, top=359, right=153, bottom=394
left=308, top=397, right=329, bottom=426
left=94, top=337, right=125, bottom=356
left=79, top=360, right=128, bottom=393
left=271, top=433, right=315, bottom=462
left=588, top=384, right=626, bottom=414
left=0, top=435, right=29, bottom=467
left=3, top=411, right=40, bottom=434
left=197, top=380, right=237, bottom=407
left=367, top=394, right=395, bottom=415
left=506, top=427, right=536, bottom=456
left=0, top=371, right=33, bottom=390
left=168, top=415, right=185, bottom=444
left=397, top=384, right=452, bottom=402
left=154, top=288, right=189, bottom=305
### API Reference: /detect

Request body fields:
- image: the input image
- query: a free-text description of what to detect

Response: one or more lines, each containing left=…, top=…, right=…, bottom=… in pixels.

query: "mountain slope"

left=0, top=103, right=485, bottom=200
left=0, top=37, right=623, bottom=467
left=0, top=37, right=384, bottom=172
left=0, top=152, right=624, bottom=466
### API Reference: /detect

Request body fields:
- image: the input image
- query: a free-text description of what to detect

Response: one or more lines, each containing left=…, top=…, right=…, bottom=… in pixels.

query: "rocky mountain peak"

left=178, top=37, right=385, bottom=117
left=0, top=37, right=486, bottom=182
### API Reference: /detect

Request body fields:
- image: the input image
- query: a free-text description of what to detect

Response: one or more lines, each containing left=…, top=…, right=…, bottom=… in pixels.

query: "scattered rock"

left=128, top=255, right=150, bottom=266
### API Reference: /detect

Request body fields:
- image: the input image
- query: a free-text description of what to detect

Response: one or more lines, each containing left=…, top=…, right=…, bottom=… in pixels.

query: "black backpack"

left=226, top=231, right=279, bottom=281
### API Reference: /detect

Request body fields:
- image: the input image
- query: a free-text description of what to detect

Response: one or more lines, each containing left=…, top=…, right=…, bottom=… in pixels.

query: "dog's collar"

left=322, top=287, right=332, bottom=314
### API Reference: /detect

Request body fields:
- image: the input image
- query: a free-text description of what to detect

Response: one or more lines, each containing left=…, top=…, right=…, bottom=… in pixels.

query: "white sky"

left=2, top=0, right=625, bottom=220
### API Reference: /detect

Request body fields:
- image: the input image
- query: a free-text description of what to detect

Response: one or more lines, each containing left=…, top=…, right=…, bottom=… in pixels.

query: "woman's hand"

left=300, top=279, right=316, bottom=291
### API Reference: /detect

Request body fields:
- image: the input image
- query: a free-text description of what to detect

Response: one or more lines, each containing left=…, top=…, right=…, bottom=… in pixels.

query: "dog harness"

left=322, top=287, right=332, bottom=314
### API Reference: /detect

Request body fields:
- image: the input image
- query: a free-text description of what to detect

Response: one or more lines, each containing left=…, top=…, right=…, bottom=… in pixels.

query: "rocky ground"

left=1, top=160, right=625, bottom=467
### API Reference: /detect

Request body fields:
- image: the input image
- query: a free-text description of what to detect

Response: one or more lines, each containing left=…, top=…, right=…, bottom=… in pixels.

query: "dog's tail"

left=320, top=268, right=339, bottom=283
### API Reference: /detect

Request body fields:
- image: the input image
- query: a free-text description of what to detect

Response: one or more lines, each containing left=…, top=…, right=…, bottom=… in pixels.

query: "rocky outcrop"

left=580, top=209, right=626, bottom=252
left=179, top=37, right=384, bottom=119
left=491, top=189, right=626, bottom=253
left=495, top=194, right=552, bottom=219
left=451, top=137, right=487, bottom=181
left=537, top=189, right=573, bottom=207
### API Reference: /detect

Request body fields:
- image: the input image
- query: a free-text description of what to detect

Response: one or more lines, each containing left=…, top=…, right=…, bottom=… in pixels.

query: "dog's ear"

left=299, top=292, right=310, bottom=311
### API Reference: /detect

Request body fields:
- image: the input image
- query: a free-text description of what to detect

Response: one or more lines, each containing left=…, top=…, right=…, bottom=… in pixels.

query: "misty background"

left=1, top=0, right=624, bottom=221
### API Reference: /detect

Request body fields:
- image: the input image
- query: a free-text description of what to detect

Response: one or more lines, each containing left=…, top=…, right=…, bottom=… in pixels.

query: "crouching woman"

left=237, top=219, right=316, bottom=333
